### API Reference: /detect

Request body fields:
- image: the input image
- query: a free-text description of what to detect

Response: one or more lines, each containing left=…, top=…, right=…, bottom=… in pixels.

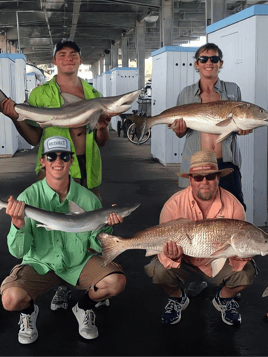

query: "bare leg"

left=2, top=287, right=32, bottom=311
left=88, top=273, right=126, bottom=302
left=220, top=285, right=247, bottom=299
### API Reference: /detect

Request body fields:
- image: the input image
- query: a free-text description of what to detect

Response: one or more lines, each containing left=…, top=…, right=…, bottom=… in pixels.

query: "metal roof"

left=0, top=0, right=263, bottom=66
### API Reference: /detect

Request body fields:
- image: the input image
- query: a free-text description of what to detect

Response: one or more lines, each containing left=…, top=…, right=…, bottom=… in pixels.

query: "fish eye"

left=260, top=109, right=264, bottom=113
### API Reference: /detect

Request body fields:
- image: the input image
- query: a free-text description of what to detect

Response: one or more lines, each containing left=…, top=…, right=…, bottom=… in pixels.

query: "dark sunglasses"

left=44, top=152, right=73, bottom=162
left=190, top=173, right=218, bottom=182
left=197, top=56, right=222, bottom=64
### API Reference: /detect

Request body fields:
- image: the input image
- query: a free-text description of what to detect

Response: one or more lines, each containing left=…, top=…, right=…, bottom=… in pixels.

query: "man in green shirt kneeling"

left=1, top=136, right=126, bottom=344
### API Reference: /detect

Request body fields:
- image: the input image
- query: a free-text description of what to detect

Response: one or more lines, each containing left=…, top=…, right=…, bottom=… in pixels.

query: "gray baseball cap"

left=43, top=136, right=73, bottom=155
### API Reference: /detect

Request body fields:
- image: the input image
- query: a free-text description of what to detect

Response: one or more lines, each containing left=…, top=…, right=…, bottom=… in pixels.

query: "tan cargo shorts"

left=144, top=256, right=257, bottom=288
left=1, top=255, right=124, bottom=300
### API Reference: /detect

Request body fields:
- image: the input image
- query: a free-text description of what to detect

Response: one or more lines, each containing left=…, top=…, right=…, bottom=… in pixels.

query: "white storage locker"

left=151, top=46, right=199, bottom=165
left=207, top=4, right=268, bottom=225
left=102, top=71, right=112, bottom=97
left=26, top=72, right=40, bottom=99
left=0, top=54, right=18, bottom=157
left=110, top=67, right=139, bottom=114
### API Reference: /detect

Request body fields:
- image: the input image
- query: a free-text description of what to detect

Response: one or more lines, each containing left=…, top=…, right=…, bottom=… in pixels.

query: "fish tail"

left=262, top=287, right=268, bottom=297
left=0, top=199, right=7, bottom=210
left=98, top=233, right=125, bottom=266
left=129, top=115, right=151, bottom=141
left=0, top=89, right=8, bottom=108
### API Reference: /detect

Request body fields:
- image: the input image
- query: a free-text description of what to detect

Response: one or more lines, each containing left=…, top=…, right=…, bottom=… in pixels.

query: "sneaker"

left=212, top=289, right=241, bottom=325
left=161, top=290, right=190, bottom=325
left=51, top=286, right=71, bottom=311
left=186, top=281, right=208, bottom=297
left=72, top=303, right=99, bottom=339
left=18, top=305, right=39, bottom=344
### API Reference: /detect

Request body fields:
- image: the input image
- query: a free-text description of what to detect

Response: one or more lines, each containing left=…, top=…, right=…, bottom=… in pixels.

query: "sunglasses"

left=190, top=173, right=218, bottom=182
left=197, top=56, right=222, bottom=64
left=45, top=152, right=73, bottom=162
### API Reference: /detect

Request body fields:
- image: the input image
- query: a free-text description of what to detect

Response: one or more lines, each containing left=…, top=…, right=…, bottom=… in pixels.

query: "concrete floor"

left=1, top=131, right=268, bottom=356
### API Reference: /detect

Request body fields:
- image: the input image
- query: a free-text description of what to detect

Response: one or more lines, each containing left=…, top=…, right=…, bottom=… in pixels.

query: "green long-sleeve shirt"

left=7, top=178, right=112, bottom=285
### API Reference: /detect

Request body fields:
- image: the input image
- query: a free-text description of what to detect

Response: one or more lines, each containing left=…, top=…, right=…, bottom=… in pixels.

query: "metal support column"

left=111, top=43, right=118, bottom=69
left=99, top=57, right=104, bottom=74
left=121, top=35, right=128, bottom=67
left=104, top=50, right=111, bottom=72
left=207, top=0, right=226, bottom=24
left=136, top=20, right=145, bottom=90
left=162, top=0, right=173, bottom=46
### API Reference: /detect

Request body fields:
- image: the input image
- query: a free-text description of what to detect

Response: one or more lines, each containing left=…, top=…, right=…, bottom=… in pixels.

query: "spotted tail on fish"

left=98, top=231, right=162, bottom=266
left=129, top=115, right=153, bottom=142
left=98, top=233, right=128, bottom=266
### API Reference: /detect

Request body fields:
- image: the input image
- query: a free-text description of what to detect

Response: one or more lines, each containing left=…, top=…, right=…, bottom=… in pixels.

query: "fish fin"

left=88, top=111, right=104, bottom=131
left=97, top=233, right=125, bottom=266
left=262, top=287, right=268, bottom=297
left=93, top=223, right=107, bottom=232
left=210, top=258, right=227, bottom=277
left=68, top=201, right=85, bottom=214
left=36, top=223, right=52, bottom=231
left=169, top=118, right=183, bottom=129
left=61, top=93, right=83, bottom=104
left=158, top=218, right=191, bottom=228
left=0, top=89, right=8, bottom=104
left=215, top=131, right=233, bottom=143
left=145, top=249, right=160, bottom=256
left=215, top=114, right=233, bottom=127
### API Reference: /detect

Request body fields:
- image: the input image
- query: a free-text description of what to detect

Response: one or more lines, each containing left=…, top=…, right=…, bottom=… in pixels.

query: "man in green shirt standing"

left=1, top=38, right=109, bottom=197
left=1, top=136, right=126, bottom=344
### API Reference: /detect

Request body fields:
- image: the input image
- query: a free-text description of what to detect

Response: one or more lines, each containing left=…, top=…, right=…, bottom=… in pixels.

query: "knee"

left=110, top=273, right=126, bottom=296
left=2, top=287, right=29, bottom=311
left=96, top=273, right=126, bottom=297
left=2, top=291, right=20, bottom=311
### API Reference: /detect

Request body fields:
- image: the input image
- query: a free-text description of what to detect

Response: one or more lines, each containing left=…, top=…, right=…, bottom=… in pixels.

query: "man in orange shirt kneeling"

left=145, top=151, right=257, bottom=326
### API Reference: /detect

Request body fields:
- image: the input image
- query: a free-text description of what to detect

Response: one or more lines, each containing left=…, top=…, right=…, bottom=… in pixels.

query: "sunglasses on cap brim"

left=43, top=152, right=73, bottom=162
left=197, top=56, right=222, bottom=64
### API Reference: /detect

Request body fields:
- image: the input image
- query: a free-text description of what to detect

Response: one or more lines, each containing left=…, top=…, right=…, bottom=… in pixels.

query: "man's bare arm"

left=1, top=98, right=42, bottom=146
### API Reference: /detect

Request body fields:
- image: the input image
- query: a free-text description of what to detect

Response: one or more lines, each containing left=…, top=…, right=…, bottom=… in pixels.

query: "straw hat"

left=177, top=151, right=233, bottom=179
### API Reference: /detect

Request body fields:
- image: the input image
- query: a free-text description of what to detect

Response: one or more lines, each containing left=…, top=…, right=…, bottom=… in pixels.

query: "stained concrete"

left=0, top=131, right=268, bottom=356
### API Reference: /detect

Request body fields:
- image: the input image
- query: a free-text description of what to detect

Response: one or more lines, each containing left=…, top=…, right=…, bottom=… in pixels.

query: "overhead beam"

left=70, top=0, right=82, bottom=39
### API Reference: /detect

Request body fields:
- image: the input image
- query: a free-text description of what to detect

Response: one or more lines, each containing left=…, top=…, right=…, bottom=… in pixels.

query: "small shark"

left=0, top=89, right=140, bottom=130
left=0, top=200, right=140, bottom=233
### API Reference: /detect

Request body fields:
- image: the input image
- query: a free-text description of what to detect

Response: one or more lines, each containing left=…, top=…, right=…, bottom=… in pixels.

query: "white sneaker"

left=18, top=305, right=39, bottom=344
left=72, top=303, right=99, bottom=339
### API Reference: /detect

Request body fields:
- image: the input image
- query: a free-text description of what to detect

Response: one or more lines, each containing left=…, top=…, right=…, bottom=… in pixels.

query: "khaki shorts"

left=144, top=257, right=257, bottom=289
left=1, top=256, right=124, bottom=300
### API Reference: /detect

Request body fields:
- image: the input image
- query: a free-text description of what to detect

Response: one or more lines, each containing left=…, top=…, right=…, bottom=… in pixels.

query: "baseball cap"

left=53, top=38, right=81, bottom=57
left=43, top=136, right=73, bottom=155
